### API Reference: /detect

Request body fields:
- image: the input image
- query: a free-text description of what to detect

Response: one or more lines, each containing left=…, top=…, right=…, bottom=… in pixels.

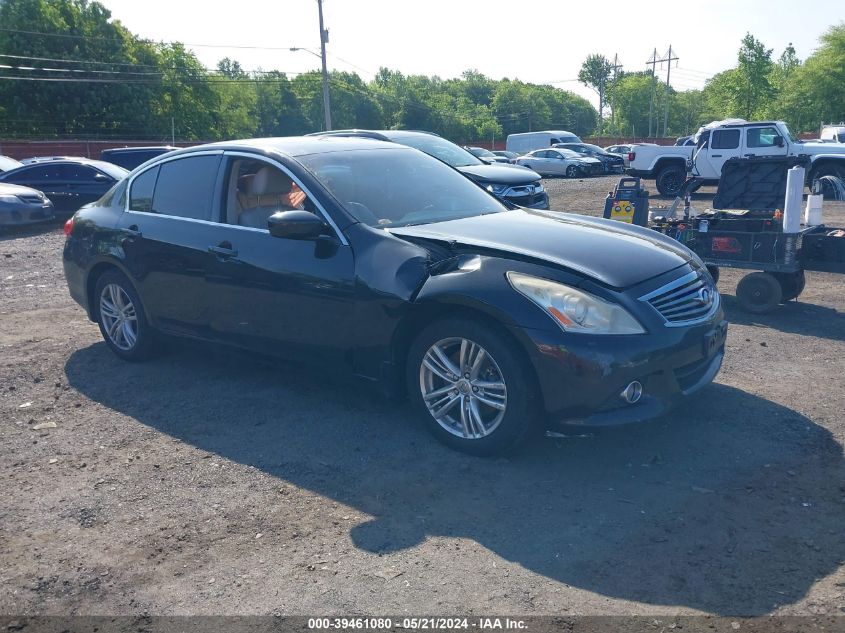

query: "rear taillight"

left=63, top=217, right=74, bottom=237
left=628, top=152, right=636, bottom=161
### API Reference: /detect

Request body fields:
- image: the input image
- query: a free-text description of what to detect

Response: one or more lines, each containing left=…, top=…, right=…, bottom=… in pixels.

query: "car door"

left=65, top=164, right=114, bottom=209
left=547, top=151, right=568, bottom=175
left=743, top=125, right=789, bottom=159
left=703, top=128, right=741, bottom=178
left=117, top=152, right=225, bottom=336
left=528, top=151, right=552, bottom=174
left=200, top=152, right=356, bottom=362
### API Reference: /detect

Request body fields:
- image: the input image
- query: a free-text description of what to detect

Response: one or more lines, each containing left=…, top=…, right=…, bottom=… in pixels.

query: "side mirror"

left=774, top=135, right=784, bottom=147
left=267, top=210, right=328, bottom=240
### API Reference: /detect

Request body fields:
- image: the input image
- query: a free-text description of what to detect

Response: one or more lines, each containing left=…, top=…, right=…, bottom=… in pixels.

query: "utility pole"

left=662, top=45, right=678, bottom=138
left=316, top=0, right=332, bottom=130
left=609, top=54, right=623, bottom=135
left=647, top=49, right=658, bottom=138
left=171, top=116, right=175, bottom=144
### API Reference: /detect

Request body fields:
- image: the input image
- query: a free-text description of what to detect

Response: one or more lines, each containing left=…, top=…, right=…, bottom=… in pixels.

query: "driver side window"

left=223, top=158, right=316, bottom=230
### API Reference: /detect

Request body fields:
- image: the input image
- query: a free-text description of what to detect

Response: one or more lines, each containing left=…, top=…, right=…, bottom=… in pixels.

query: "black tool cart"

left=649, top=156, right=845, bottom=313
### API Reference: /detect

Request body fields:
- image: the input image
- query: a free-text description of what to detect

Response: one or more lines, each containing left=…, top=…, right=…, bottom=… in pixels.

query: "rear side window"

left=151, top=156, right=220, bottom=221
left=18, top=165, right=66, bottom=182
left=129, top=166, right=159, bottom=213
left=711, top=129, right=740, bottom=150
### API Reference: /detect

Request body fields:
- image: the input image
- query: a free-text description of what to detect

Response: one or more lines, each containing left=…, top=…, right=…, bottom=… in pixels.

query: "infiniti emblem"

left=696, top=287, right=711, bottom=305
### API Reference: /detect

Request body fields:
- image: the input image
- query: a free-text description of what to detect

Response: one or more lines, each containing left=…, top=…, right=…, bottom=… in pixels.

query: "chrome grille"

left=640, top=270, right=719, bottom=326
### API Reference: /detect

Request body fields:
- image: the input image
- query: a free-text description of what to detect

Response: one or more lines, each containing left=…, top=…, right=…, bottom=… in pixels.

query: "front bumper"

left=0, top=202, right=55, bottom=226
left=516, top=314, right=727, bottom=428
left=506, top=190, right=550, bottom=210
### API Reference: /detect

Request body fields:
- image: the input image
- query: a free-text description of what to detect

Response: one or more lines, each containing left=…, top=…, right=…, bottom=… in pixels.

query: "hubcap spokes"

left=420, top=337, right=507, bottom=440
left=100, top=284, right=138, bottom=351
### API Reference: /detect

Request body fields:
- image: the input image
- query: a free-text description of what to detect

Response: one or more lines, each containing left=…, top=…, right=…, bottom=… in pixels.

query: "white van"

left=506, top=130, right=583, bottom=155
left=820, top=125, right=845, bottom=143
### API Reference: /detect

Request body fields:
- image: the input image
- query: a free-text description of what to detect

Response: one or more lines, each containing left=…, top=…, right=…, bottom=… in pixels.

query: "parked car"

left=553, top=143, right=625, bottom=173
left=605, top=144, right=635, bottom=168
left=0, top=159, right=128, bottom=214
left=100, top=146, right=177, bottom=171
left=0, top=155, right=23, bottom=173
left=0, top=182, right=54, bottom=227
left=820, top=124, right=845, bottom=143
left=492, top=150, right=520, bottom=163
left=63, top=136, right=726, bottom=455
left=311, top=130, right=549, bottom=209
left=21, top=155, right=86, bottom=165
left=506, top=130, right=582, bottom=154
left=674, top=136, right=695, bottom=146
left=515, top=148, right=602, bottom=177
left=466, top=146, right=510, bottom=163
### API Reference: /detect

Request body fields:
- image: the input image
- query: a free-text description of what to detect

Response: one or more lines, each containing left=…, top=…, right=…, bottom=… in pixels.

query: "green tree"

left=578, top=54, right=613, bottom=131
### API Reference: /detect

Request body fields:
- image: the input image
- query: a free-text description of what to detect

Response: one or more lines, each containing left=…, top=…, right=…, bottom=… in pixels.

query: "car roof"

left=101, top=146, right=177, bottom=154
left=163, top=135, right=410, bottom=159
left=0, top=182, right=41, bottom=195
left=15, top=158, right=120, bottom=169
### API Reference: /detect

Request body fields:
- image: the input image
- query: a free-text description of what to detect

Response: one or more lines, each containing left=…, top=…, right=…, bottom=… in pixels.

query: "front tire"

left=566, top=165, right=578, bottom=178
left=94, top=270, right=157, bottom=361
left=406, top=318, right=539, bottom=456
left=736, top=272, right=782, bottom=314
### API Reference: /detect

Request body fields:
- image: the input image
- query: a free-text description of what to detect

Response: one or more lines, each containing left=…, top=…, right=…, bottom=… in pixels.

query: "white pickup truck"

left=627, top=120, right=845, bottom=196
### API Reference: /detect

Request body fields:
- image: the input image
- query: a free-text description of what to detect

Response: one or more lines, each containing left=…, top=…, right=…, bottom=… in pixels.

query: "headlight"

left=0, top=194, right=20, bottom=203
left=533, top=183, right=545, bottom=193
left=486, top=184, right=509, bottom=195
left=507, top=272, right=645, bottom=335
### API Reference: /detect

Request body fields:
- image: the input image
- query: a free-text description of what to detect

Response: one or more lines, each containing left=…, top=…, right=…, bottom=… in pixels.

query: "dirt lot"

left=1, top=176, right=844, bottom=617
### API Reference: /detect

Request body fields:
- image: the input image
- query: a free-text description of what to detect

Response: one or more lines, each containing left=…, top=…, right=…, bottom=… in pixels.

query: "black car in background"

left=553, top=142, right=625, bottom=173
left=62, top=136, right=726, bottom=455
left=311, top=130, right=549, bottom=210
left=100, top=146, right=177, bottom=171
left=0, top=159, right=128, bottom=214
left=466, top=146, right=510, bottom=163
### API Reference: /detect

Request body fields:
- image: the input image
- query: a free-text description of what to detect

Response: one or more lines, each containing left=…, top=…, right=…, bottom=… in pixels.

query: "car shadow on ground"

left=65, top=340, right=845, bottom=615
left=721, top=294, right=845, bottom=342
left=0, top=220, right=63, bottom=242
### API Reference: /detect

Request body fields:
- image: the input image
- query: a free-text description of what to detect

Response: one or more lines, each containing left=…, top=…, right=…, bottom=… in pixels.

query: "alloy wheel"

left=99, top=283, right=138, bottom=351
left=419, top=337, right=508, bottom=440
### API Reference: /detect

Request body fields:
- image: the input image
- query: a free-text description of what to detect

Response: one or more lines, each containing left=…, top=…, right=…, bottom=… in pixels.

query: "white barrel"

left=804, top=194, right=823, bottom=226
left=783, top=166, right=804, bottom=233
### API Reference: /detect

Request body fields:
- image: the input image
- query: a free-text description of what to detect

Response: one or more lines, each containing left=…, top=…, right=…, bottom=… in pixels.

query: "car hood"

left=389, top=210, right=692, bottom=288
left=799, top=141, right=845, bottom=154
left=0, top=182, right=42, bottom=196
left=458, top=163, right=541, bottom=184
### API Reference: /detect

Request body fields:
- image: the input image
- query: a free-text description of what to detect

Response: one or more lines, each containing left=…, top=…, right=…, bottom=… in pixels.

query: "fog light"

left=620, top=381, right=643, bottom=404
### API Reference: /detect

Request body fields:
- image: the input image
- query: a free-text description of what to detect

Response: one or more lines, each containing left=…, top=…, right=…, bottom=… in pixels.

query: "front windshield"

left=470, top=147, right=496, bottom=158
left=388, top=134, right=483, bottom=168
left=299, top=147, right=506, bottom=228
left=780, top=124, right=800, bottom=144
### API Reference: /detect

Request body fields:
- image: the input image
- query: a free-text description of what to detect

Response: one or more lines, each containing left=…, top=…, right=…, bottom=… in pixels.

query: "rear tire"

left=406, top=317, right=540, bottom=456
left=736, top=272, right=782, bottom=314
left=94, top=270, right=157, bottom=361
left=656, top=165, right=686, bottom=197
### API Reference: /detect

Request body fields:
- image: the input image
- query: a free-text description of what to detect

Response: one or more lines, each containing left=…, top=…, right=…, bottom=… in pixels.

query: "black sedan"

left=553, top=142, right=626, bottom=173
left=63, top=137, right=726, bottom=455
left=0, top=159, right=128, bottom=215
left=0, top=182, right=54, bottom=227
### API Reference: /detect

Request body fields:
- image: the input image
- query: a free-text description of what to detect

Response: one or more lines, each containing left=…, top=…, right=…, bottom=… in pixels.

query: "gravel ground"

left=1, top=176, right=844, bottom=617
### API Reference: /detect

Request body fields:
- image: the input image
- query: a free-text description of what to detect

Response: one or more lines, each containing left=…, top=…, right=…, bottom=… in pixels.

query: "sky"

left=99, top=0, right=844, bottom=108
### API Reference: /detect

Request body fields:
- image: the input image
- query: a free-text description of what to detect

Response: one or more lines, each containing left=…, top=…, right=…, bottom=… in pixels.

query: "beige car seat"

left=237, top=167, right=299, bottom=229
